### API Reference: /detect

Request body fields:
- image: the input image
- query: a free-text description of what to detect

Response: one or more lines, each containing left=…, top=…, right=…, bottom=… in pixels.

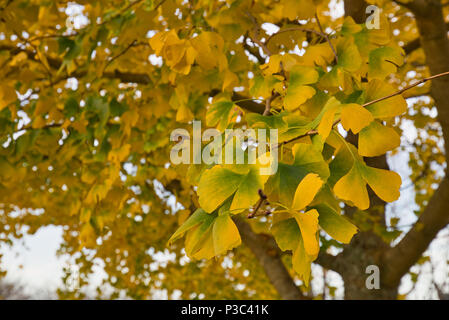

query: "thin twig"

left=264, top=91, right=280, bottom=115
left=103, top=39, right=138, bottom=72
left=362, top=71, right=449, bottom=108
left=315, top=13, right=338, bottom=63
left=280, top=70, right=449, bottom=145
left=265, top=27, right=326, bottom=48
left=245, top=11, right=272, bottom=56
left=98, top=0, right=145, bottom=26
left=248, top=189, right=268, bottom=218
left=28, top=33, right=78, bottom=43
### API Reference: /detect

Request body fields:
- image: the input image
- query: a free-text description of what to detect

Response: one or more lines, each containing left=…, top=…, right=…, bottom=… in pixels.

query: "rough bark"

left=383, top=177, right=449, bottom=286
left=382, top=0, right=449, bottom=287
left=234, top=218, right=306, bottom=300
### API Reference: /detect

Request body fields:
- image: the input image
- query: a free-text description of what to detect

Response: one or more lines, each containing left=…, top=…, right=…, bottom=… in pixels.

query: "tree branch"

left=315, top=13, right=338, bottom=63
left=382, top=176, right=449, bottom=287
left=362, top=71, right=449, bottom=108
left=382, top=1, right=449, bottom=288
left=403, top=22, right=449, bottom=55
left=233, top=217, right=309, bottom=300
left=315, top=251, right=344, bottom=274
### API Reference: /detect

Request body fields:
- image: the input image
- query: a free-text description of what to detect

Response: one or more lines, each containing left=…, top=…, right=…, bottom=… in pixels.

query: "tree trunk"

left=234, top=218, right=306, bottom=300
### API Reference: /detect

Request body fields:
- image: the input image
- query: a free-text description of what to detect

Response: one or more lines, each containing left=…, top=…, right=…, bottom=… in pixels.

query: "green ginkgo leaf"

left=284, top=65, right=319, bottom=111
left=197, top=164, right=268, bottom=214
left=206, top=100, right=240, bottom=132
left=368, top=46, right=404, bottom=80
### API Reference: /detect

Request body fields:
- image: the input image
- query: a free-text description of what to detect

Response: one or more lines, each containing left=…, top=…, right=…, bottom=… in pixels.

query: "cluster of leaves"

left=164, top=8, right=406, bottom=284
left=0, top=0, right=418, bottom=297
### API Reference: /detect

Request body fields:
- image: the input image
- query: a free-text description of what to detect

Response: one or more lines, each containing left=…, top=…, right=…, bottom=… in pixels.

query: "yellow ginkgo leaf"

left=212, top=214, right=241, bottom=256
left=359, top=121, right=401, bottom=157
left=301, top=43, right=335, bottom=69
left=334, top=160, right=402, bottom=210
left=79, top=223, right=97, bottom=249
left=292, top=236, right=314, bottom=286
left=172, top=45, right=197, bottom=75
left=340, top=103, right=374, bottom=134
left=317, top=98, right=340, bottom=140
left=292, top=173, right=324, bottom=211
left=186, top=225, right=215, bottom=260
left=222, top=70, right=239, bottom=91
left=361, top=165, right=401, bottom=203
left=284, top=65, right=319, bottom=111
left=176, top=104, right=193, bottom=123
left=364, top=80, right=407, bottom=119
left=292, top=209, right=320, bottom=256
left=282, top=0, right=316, bottom=20
left=190, top=31, right=225, bottom=70
left=0, top=84, right=17, bottom=110
left=334, top=162, right=370, bottom=210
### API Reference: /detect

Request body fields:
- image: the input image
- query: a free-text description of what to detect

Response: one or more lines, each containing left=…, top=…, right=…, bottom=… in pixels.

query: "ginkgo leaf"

left=336, top=37, right=362, bottom=72
left=317, top=97, right=341, bottom=140
left=197, top=166, right=246, bottom=213
left=197, top=164, right=268, bottom=214
left=172, top=45, right=197, bottom=75
left=271, top=217, right=315, bottom=286
left=292, top=143, right=330, bottom=180
left=292, top=209, right=320, bottom=256
left=360, top=165, right=402, bottom=203
left=334, top=160, right=402, bottom=210
left=168, top=208, right=210, bottom=244
left=230, top=167, right=268, bottom=212
left=340, top=103, right=374, bottom=134
left=149, top=30, right=196, bottom=75
left=277, top=114, right=313, bottom=142
left=212, top=214, right=241, bottom=256
left=266, top=143, right=329, bottom=206
left=368, top=46, right=404, bottom=80
left=206, top=100, right=240, bottom=132
left=314, top=204, right=358, bottom=244
left=292, top=173, right=324, bottom=211
left=186, top=223, right=215, bottom=259
left=341, top=16, right=362, bottom=35
left=359, top=121, right=401, bottom=157
left=292, top=236, right=314, bottom=286
left=0, top=84, right=17, bottom=110
left=262, top=54, right=298, bottom=76
left=301, top=43, right=335, bottom=68
left=250, top=75, right=281, bottom=99
left=246, top=112, right=287, bottom=130
left=79, top=222, right=97, bottom=249
left=364, top=80, right=407, bottom=119
left=170, top=209, right=241, bottom=259
left=265, top=162, right=309, bottom=206
left=271, top=218, right=300, bottom=252
left=334, top=161, right=370, bottom=210
left=282, top=0, right=316, bottom=20
left=190, top=31, right=226, bottom=70
left=284, top=65, right=319, bottom=111
left=222, top=70, right=239, bottom=91
left=176, top=104, right=194, bottom=123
